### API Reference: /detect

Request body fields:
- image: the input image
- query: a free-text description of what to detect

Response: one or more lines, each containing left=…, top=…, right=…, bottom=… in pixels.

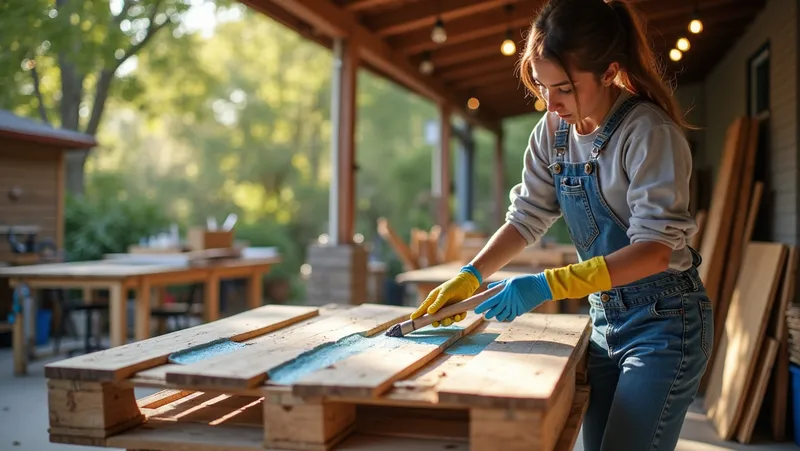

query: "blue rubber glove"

left=474, top=273, right=554, bottom=322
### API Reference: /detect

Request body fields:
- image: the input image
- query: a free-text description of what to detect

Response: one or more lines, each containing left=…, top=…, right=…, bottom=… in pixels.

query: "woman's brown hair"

left=519, top=0, right=692, bottom=129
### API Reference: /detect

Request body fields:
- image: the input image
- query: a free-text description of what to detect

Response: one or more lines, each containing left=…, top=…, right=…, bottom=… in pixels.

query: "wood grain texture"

left=44, top=304, right=319, bottom=381
left=437, top=313, right=590, bottom=410
left=291, top=313, right=485, bottom=399
left=164, top=304, right=412, bottom=389
left=698, top=117, right=749, bottom=305
left=704, top=242, right=786, bottom=440
left=735, top=338, right=779, bottom=444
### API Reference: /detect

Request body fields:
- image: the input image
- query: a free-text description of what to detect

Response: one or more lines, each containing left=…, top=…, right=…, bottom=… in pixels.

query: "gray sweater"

left=506, top=92, right=697, bottom=271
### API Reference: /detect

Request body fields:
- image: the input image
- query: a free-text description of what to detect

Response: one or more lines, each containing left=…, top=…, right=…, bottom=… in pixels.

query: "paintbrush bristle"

left=384, top=323, right=403, bottom=337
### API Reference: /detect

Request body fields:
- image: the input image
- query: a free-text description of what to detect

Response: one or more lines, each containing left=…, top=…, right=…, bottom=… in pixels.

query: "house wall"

left=701, top=0, right=797, bottom=244
left=0, top=139, right=65, bottom=263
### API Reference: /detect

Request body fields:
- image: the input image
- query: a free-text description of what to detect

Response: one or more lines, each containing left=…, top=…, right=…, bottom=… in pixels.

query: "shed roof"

left=244, top=0, right=767, bottom=127
left=0, top=109, right=98, bottom=149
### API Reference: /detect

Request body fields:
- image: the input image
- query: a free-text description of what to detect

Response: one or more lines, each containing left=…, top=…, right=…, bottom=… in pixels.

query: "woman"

left=409, top=0, right=713, bottom=450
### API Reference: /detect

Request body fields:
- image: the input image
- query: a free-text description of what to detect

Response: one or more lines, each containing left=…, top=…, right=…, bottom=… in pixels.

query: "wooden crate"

left=44, top=303, right=591, bottom=451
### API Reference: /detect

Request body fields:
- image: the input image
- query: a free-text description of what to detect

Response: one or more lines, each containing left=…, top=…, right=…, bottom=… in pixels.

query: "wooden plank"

left=735, top=338, right=779, bottom=443
left=770, top=245, right=797, bottom=440
left=715, top=117, right=759, bottom=340
left=698, top=117, right=749, bottom=305
left=437, top=314, right=591, bottom=410
left=164, top=304, right=412, bottom=389
left=385, top=321, right=506, bottom=405
left=701, top=180, right=764, bottom=393
left=704, top=242, right=786, bottom=440
left=290, top=313, right=485, bottom=399
left=44, top=304, right=319, bottom=381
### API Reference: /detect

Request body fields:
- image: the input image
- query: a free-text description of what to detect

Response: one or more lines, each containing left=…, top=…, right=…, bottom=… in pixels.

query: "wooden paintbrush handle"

left=414, top=283, right=504, bottom=329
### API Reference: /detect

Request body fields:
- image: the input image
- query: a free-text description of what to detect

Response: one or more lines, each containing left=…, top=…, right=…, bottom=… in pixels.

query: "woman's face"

left=531, top=57, right=615, bottom=125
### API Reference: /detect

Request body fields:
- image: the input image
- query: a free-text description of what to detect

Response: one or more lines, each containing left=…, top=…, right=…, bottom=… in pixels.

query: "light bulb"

left=677, top=37, right=690, bottom=51
left=431, top=19, right=447, bottom=44
left=467, top=97, right=480, bottom=110
left=419, top=59, right=434, bottom=74
left=534, top=98, right=546, bottom=111
left=689, top=18, right=703, bottom=34
left=669, top=48, right=683, bottom=62
left=500, top=38, right=516, bottom=56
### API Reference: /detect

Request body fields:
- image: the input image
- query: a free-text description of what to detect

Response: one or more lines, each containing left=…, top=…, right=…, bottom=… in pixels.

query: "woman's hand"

left=474, top=273, right=553, bottom=322
left=410, top=266, right=481, bottom=327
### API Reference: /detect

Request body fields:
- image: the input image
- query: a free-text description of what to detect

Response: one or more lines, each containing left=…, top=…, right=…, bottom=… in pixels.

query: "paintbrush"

left=384, top=283, right=503, bottom=337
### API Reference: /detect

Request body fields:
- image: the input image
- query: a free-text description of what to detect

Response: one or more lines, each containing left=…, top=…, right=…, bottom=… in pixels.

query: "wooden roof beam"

left=365, top=0, right=526, bottom=37
left=340, top=0, right=400, bottom=12
left=415, top=34, right=517, bottom=69
left=267, top=0, right=500, bottom=133
left=391, top=0, right=542, bottom=56
left=438, top=56, right=518, bottom=82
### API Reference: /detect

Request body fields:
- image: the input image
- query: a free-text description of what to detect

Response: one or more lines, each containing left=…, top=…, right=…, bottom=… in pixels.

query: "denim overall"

left=550, top=96, right=714, bottom=451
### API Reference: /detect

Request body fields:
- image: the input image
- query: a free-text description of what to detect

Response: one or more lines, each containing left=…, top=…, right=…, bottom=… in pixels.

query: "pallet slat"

left=164, top=304, right=412, bottom=389
left=437, top=314, right=590, bottom=410
left=45, top=304, right=319, bottom=382
left=291, top=313, right=485, bottom=399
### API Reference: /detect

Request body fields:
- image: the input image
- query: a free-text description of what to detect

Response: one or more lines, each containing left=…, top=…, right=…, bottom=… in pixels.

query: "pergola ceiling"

left=242, top=0, right=767, bottom=127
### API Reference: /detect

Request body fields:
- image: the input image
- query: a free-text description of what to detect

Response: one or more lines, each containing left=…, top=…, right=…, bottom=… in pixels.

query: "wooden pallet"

left=45, top=303, right=591, bottom=451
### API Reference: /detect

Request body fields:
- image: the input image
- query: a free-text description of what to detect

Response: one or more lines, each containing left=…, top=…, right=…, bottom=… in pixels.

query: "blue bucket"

left=36, top=309, right=52, bottom=346
left=790, top=364, right=800, bottom=447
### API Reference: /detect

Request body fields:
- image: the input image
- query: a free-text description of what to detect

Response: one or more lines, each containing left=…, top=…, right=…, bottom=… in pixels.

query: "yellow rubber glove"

left=543, top=256, right=612, bottom=300
left=410, top=266, right=481, bottom=327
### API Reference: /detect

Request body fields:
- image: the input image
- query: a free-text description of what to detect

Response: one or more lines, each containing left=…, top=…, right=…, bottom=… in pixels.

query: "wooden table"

left=0, top=254, right=280, bottom=375
left=43, top=303, right=591, bottom=451
left=396, top=262, right=584, bottom=314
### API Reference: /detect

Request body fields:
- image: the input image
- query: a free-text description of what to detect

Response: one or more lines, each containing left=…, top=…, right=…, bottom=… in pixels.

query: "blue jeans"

left=582, top=267, right=714, bottom=451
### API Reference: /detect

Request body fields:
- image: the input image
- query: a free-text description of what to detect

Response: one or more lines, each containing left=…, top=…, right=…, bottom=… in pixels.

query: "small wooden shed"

left=0, top=109, right=97, bottom=265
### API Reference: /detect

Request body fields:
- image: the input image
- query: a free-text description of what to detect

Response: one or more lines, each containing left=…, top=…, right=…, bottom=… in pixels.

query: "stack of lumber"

left=377, top=218, right=464, bottom=270
left=788, top=305, right=800, bottom=365
left=44, top=303, right=591, bottom=451
left=698, top=116, right=797, bottom=443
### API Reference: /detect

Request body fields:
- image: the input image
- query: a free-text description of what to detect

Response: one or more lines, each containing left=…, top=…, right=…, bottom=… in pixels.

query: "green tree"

left=0, top=0, right=222, bottom=195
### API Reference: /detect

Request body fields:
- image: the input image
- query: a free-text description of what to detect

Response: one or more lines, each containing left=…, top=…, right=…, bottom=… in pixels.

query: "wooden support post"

left=47, top=379, right=144, bottom=439
left=263, top=393, right=355, bottom=451
left=470, top=376, right=575, bottom=451
left=494, top=128, right=505, bottom=230
left=13, top=312, right=26, bottom=375
left=134, top=279, right=151, bottom=342
left=108, top=283, right=126, bottom=348
left=437, top=104, right=451, bottom=229
left=248, top=269, right=264, bottom=310
left=205, top=272, right=220, bottom=322
left=330, top=37, right=359, bottom=246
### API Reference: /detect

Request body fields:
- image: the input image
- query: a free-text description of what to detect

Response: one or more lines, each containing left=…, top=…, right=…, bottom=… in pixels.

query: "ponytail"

left=520, top=0, right=694, bottom=130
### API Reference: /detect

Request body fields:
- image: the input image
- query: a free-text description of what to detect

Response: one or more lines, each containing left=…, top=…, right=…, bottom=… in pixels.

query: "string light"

left=500, top=36, right=516, bottom=56
left=467, top=97, right=480, bottom=110
left=677, top=37, right=690, bottom=52
left=689, top=17, right=703, bottom=34
left=669, top=48, right=683, bottom=62
left=419, top=52, right=434, bottom=74
left=431, top=18, right=447, bottom=44
left=534, top=98, right=546, bottom=111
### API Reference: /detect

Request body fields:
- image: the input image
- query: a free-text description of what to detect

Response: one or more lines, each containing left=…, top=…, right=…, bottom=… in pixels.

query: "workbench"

left=44, top=303, right=590, bottom=451
left=0, top=254, right=280, bottom=375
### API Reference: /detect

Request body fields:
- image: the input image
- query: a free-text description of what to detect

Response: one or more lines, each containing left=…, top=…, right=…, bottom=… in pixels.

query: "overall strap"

left=590, top=96, right=642, bottom=160
left=553, top=118, right=570, bottom=161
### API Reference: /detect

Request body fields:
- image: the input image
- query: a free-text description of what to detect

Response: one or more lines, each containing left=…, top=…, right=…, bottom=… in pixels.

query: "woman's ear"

left=601, top=62, right=620, bottom=87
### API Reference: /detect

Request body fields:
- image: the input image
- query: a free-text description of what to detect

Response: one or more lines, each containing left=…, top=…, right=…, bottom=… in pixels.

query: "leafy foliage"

left=9, top=2, right=569, bottom=304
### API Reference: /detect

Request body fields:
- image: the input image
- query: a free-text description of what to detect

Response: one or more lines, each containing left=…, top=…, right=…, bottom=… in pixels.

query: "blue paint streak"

left=267, top=324, right=467, bottom=385
left=168, top=339, right=247, bottom=365
left=444, top=332, right=500, bottom=355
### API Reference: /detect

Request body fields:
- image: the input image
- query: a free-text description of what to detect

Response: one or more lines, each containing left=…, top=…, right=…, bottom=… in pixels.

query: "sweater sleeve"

left=624, top=123, right=697, bottom=249
left=505, top=117, right=562, bottom=245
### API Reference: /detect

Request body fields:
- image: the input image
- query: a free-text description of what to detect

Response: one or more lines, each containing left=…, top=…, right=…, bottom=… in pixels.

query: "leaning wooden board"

left=45, top=303, right=591, bottom=451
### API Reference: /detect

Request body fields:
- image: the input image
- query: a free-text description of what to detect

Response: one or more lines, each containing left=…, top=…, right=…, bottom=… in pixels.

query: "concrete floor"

left=1, top=342, right=797, bottom=451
